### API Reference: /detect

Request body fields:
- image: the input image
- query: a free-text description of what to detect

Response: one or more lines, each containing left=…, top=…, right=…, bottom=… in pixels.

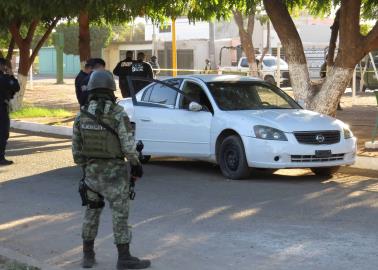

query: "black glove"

left=131, top=164, right=143, bottom=178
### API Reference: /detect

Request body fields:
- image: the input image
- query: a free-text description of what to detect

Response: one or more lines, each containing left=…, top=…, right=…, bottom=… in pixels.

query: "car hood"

left=225, top=109, right=344, bottom=132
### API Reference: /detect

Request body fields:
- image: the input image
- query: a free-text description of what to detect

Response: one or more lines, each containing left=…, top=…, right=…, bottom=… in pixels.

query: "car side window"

left=143, top=83, right=177, bottom=107
left=141, top=84, right=154, bottom=102
left=180, top=81, right=213, bottom=113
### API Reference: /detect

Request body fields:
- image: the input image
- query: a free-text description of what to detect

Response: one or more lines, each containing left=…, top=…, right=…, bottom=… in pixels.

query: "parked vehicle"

left=356, top=51, right=378, bottom=91
left=119, top=75, right=356, bottom=180
left=219, top=55, right=291, bottom=87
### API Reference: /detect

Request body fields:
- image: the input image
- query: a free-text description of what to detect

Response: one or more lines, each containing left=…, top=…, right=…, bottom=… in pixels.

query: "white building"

left=103, top=15, right=334, bottom=78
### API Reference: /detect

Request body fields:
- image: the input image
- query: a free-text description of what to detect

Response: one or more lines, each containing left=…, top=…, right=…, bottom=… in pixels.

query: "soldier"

left=113, top=51, right=135, bottom=98
left=0, top=58, right=20, bottom=166
left=72, top=70, right=150, bottom=269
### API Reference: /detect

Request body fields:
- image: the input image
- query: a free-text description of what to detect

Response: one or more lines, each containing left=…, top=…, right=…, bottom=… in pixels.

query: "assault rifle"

left=129, top=140, right=144, bottom=200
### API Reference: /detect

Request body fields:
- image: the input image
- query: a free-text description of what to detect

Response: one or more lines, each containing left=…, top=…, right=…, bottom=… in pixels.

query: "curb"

left=10, top=120, right=72, bottom=137
left=350, top=155, right=378, bottom=171
left=10, top=120, right=378, bottom=171
left=0, top=246, right=63, bottom=270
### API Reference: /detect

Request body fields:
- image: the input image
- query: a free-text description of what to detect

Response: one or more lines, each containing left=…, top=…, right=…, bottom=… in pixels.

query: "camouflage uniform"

left=72, top=99, right=140, bottom=245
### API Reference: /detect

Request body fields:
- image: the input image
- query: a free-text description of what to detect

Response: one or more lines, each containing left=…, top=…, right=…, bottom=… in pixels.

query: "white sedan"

left=118, top=75, right=356, bottom=179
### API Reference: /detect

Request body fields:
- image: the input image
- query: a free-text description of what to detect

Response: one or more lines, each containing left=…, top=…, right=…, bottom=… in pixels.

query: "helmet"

left=87, top=70, right=116, bottom=91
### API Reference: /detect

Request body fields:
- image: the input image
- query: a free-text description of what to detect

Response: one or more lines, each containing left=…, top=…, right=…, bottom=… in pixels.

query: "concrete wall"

left=38, top=47, right=80, bottom=75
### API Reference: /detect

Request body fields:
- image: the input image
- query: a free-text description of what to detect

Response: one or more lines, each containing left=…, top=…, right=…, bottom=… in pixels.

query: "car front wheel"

left=219, top=135, right=250, bottom=180
left=310, top=166, right=340, bottom=177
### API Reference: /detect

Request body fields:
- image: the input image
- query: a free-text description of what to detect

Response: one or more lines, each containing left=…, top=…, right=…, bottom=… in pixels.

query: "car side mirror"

left=189, top=101, right=203, bottom=112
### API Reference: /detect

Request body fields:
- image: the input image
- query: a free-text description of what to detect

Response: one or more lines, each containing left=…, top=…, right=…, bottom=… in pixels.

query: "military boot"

left=82, top=240, right=96, bottom=268
left=116, top=243, right=151, bottom=269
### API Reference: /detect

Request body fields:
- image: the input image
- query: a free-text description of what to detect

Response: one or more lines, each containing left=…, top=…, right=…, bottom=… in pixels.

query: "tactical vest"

left=80, top=109, right=123, bottom=159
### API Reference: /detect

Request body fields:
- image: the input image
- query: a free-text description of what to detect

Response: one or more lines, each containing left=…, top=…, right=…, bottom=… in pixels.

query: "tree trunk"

left=233, top=10, right=259, bottom=77
left=6, top=37, right=15, bottom=61
left=309, top=67, right=353, bottom=116
left=258, top=20, right=270, bottom=74
left=327, top=9, right=340, bottom=67
left=10, top=44, right=31, bottom=111
left=8, top=19, right=58, bottom=111
left=264, top=0, right=378, bottom=116
left=9, top=74, right=28, bottom=111
left=263, top=0, right=312, bottom=103
left=79, top=10, right=91, bottom=66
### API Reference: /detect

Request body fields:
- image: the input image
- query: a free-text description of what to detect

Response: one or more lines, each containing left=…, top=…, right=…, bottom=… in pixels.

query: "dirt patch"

left=336, top=92, right=378, bottom=157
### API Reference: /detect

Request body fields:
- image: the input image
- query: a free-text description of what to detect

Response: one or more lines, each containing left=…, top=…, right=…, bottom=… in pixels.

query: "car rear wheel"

left=310, top=166, right=340, bottom=177
left=219, top=135, right=250, bottom=180
left=139, top=155, right=151, bottom=164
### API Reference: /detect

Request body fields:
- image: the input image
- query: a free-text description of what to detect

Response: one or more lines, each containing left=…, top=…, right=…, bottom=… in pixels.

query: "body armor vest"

left=80, top=107, right=123, bottom=159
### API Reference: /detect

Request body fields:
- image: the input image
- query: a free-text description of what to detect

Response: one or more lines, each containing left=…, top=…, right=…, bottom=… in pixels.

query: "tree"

left=263, top=0, right=378, bottom=116
left=0, top=0, right=78, bottom=110
left=55, top=23, right=112, bottom=57
left=232, top=7, right=259, bottom=77
left=75, top=0, right=146, bottom=65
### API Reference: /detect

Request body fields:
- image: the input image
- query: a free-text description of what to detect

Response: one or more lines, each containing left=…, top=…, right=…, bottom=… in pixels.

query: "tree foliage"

left=55, top=23, right=112, bottom=57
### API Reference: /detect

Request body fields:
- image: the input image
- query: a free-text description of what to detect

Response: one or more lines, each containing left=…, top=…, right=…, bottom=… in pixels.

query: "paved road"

left=1, top=131, right=378, bottom=270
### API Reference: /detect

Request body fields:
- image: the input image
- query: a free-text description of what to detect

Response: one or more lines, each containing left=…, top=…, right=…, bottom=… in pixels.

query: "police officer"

left=131, top=52, right=154, bottom=93
left=72, top=70, right=150, bottom=269
left=76, top=58, right=106, bottom=106
left=0, top=58, right=20, bottom=166
left=75, top=59, right=95, bottom=106
left=113, top=51, right=135, bottom=98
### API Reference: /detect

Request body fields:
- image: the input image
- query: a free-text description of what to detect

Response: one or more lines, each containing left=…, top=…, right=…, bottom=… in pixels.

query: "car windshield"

left=263, top=58, right=287, bottom=67
left=206, top=82, right=301, bottom=111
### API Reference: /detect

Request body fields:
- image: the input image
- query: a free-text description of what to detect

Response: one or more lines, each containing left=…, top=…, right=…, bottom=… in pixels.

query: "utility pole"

left=171, top=18, right=177, bottom=76
left=53, top=32, right=64, bottom=84
left=209, top=22, right=216, bottom=70
left=152, top=23, right=158, bottom=57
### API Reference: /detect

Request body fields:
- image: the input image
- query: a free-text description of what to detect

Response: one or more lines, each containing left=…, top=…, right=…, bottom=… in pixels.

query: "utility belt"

left=78, top=170, right=105, bottom=209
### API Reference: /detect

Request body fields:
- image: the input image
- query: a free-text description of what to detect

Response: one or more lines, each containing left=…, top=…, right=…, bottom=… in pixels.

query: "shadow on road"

left=0, top=157, right=377, bottom=269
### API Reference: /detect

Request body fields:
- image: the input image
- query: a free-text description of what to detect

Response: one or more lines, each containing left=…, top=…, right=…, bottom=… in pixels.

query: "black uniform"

left=130, top=60, right=154, bottom=94
left=113, top=57, right=134, bottom=98
left=0, top=71, right=20, bottom=161
left=77, top=72, right=93, bottom=106
left=75, top=70, right=90, bottom=106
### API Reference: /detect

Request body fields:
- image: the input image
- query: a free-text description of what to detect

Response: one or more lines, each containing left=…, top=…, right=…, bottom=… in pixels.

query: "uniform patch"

left=121, top=61, right=133, bottom=67
left=81, top=123, right=105, bottom=130
left=132, top=63, right=144, bottom=72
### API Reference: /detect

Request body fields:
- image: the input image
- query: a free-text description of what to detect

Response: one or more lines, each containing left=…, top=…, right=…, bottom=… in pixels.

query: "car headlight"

left=253, top=125, right=288, bottom=141
left=343, top=127, right=353, bottom=139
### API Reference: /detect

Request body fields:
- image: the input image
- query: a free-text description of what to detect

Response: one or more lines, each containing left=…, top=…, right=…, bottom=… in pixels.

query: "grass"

left=10, top=107, right=73, bottom=119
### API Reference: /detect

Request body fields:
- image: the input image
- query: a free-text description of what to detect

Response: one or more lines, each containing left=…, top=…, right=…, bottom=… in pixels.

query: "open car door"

left=127, top=76, right=212, bottom=157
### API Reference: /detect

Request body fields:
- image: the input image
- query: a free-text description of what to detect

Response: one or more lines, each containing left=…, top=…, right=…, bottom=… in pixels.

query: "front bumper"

left=241, top=134, right=357, bottom=169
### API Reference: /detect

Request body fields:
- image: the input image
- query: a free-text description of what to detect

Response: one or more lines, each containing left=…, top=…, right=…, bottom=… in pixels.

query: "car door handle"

left=139, top=118, right=151, bottom=122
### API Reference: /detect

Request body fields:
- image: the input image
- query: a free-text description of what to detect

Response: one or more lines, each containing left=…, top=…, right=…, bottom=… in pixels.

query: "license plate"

left=315, top=150, right=332, bottom=158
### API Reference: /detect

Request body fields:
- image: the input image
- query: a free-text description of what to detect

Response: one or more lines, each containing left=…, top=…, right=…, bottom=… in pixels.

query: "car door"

left=132, top=79, right=181, bottom=155
left=130, top=77, right=212, bottom=157
left=171, top=79, right=213, bottom=156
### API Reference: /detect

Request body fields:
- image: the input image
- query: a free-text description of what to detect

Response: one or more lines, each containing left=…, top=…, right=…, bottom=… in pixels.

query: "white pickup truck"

left=219, top=55, right=291, bottom=87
